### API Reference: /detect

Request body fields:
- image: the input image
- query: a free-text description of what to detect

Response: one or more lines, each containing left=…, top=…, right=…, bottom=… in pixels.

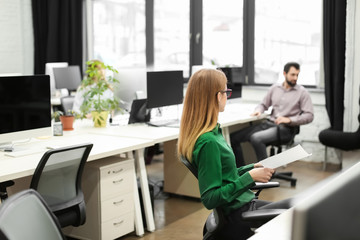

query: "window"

left=153, top=0, right=190, bottom=76
left=89, top=0, right=322, bottom=86
left=254, top=0, right=322, bottom=85
left=203, top=0, right=244, bottom=67
left=92, top=0, right=146, bottom=68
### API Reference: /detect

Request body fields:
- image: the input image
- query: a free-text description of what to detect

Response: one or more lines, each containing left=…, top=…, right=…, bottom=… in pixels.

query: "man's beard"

left=286, top=79, right=296, bottom=87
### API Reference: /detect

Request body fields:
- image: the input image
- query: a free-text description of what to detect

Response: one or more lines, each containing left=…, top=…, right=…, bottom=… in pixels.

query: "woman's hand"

left=249, top=168, right=275, bottom=183
left=254, top=163, right=263, bottom=168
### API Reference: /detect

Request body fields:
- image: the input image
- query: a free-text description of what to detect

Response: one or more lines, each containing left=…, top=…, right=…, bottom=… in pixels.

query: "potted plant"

left=52, top=110, right=81, bottom=131
left=79, top=60, right=120, bottom=127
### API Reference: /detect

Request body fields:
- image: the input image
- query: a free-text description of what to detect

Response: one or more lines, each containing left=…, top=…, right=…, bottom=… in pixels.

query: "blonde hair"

left=178, top=69, right=227, bottom=161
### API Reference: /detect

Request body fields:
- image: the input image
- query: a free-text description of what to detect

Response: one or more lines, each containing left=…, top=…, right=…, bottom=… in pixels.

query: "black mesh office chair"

left=0, top=180, right=14, bottom=202
left=0, top=189, right=66, bottom=240
left=268, top=125, right=300, bottom=187
left=30, top=143, right=93, bottom=228
left=180, top=156, right=285, bottom=240
left=60, top=95, right=75, bottom=113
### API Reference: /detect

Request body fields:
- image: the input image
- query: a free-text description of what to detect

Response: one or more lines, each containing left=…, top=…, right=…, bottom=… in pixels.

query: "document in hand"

left=259, top=144, right=312, bottom=169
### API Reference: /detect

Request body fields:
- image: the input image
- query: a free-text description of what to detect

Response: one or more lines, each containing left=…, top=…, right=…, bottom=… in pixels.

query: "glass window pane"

left=153, top=0, right=190, bottom=77
left=255, top=0, right=322, bottom=85
left=203, top=0, right=244, bottom=67
left=92, top=0, right=146, bottom=68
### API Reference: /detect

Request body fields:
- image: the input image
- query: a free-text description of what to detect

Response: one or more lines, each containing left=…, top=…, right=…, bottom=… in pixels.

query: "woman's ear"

left=217, top=92, right=222, bottom=102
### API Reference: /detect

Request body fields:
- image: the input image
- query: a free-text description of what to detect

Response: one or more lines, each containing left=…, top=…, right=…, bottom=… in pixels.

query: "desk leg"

left=133, top=171, right=145, bottom=236
left=223, top=127, right=231, bottom=145
left=134, top=149, right=155, bottom=232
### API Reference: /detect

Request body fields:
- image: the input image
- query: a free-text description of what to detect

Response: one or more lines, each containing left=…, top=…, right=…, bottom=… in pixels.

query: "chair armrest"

left=252, top=181, right=280, bottom=190
left=242, top=209, right=286, bottom=221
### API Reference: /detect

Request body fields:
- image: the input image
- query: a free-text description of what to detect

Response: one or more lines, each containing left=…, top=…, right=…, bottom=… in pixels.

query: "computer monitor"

left=45, top=62, right=68, bottom=95
left=53, top=65, right=82, bottom=92
left=291, top=162, right=360, bottom=240
left=146, top=70, right=184, bottom=109
left=0, top=75, right=52, bottom=150
left=113, top=68, right=147, bottom=112
left=218, top=67, right=244, bottom=99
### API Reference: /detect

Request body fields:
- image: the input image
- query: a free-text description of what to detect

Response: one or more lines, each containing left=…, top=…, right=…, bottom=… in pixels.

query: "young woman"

left=178, top=69, right=291, bottom=239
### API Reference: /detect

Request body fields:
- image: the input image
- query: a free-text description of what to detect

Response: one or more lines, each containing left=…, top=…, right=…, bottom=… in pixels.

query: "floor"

left=118, top=155, right=341, bottom=240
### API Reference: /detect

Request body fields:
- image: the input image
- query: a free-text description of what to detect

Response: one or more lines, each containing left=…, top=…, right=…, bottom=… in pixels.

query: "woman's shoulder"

left=196, top=131, right=217, bottom=146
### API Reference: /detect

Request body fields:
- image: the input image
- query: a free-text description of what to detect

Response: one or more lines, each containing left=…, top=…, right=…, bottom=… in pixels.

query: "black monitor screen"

left=53, top=65, right=82, bottom=91
left=146, top=71, right=183, bottom=109
left=218, top=67, right=244, bottom=99
left=0, top=75, right=51, bottom=134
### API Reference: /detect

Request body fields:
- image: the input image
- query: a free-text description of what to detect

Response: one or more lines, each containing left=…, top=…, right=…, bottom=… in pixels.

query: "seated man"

left=231, top=62, right=314, bottom=167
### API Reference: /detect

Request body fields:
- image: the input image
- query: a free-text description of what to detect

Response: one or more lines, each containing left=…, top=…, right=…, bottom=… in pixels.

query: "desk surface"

left=248, top=208, right=293, bottom=240
left=83, top=123, right=180, bottom=143
left=0, top=132, right=154, bottom=182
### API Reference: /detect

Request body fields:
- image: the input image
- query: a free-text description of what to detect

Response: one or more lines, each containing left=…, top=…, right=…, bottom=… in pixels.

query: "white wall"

left=344, top=0, right=360, bottom=132
left=341, top=0, right=360, bottom=168
left=0, top=0, right=34, bottom=75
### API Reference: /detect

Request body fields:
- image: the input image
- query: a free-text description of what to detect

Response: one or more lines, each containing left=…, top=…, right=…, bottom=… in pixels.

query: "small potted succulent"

left=52, top=110, right=81, bottom=131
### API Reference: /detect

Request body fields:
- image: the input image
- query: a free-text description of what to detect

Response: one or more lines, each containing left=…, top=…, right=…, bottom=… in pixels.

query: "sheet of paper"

left=259, top=144, right=312, bottom=169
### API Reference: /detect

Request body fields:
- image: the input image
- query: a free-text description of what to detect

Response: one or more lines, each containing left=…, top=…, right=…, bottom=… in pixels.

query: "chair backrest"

left=61, top=95, right=75, bottom=113
left=30, top=143, right=93, bottom=227
left=0, top=189, right=66, bottom=240
left=180, top=155, right=198, bottom=178
left=180, top=155, right=225, bottom=240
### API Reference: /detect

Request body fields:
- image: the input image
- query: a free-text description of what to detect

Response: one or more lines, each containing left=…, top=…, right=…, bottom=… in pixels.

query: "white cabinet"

left=65, top=156, right=135, bottom=240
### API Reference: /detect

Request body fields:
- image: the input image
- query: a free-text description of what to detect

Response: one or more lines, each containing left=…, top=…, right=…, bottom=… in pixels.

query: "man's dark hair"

left=283, top=62, right=300, bottom=73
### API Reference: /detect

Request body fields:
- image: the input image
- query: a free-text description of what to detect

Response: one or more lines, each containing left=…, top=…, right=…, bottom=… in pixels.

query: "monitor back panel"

left=53, top=66, right=82, bottom=91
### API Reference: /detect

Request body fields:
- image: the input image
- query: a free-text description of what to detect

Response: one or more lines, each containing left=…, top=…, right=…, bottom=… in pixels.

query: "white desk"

left=0, top=131, right=156, bottom=236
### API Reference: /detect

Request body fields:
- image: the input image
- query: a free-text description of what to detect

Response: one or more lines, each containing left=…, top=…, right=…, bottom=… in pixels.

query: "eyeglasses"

left=217, top=89, right=232, bottom=98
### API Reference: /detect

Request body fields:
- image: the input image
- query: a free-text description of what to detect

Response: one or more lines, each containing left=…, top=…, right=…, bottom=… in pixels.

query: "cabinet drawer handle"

left=112, top=168, right=123, bottom=174
left=113, top=220, right=124, bottom=226
left=112, top=179, right=124, bottom=184
left=113, top=199, right=124, bottom=205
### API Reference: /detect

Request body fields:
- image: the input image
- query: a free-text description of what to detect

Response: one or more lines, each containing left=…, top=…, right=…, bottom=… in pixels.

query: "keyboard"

left=147, top=119, right=180, bottom=127
left=5, top=148, right=45, bottom=158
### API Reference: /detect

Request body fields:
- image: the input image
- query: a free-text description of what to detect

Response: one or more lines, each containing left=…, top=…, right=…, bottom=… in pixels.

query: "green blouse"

left=192, top=124, right=256, bottom=215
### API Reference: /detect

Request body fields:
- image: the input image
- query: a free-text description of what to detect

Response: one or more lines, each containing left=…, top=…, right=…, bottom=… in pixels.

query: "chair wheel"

left=291, top=180, right=297, bottom=187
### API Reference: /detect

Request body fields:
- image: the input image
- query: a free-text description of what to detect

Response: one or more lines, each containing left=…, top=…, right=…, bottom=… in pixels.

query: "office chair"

left=0, top=189, right=66, bottom=240
left=30, top=143, right=93, bottom=228
left=268, top=125, right=300, bottom=187
left=180, top=155, right=285, bottom=240
left=319, top=110, right=360, bottom=169
left=60, top=95, right=75, bottom=113
left=0, top=180, right=14, bottom=202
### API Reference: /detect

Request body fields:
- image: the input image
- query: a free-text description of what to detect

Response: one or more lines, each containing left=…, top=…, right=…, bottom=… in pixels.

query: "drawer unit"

left=65, top=156, right=135, bottom=240
left=101, top=192, right=134, bottom=222
left=102, top=212, right=134, bottom=240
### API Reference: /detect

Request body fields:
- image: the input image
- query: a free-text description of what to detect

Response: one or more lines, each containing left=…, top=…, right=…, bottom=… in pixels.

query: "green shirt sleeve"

left=237, top=164, right=255, bottom=176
